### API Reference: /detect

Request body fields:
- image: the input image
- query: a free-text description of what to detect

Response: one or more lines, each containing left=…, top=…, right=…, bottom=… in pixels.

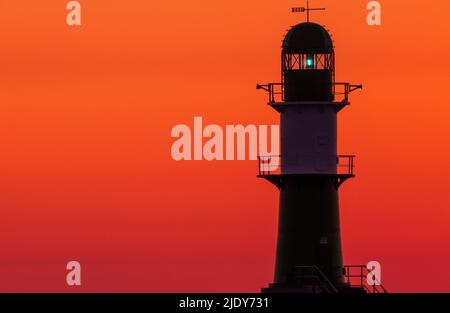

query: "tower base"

left=261, top=264, right=388, bottom=293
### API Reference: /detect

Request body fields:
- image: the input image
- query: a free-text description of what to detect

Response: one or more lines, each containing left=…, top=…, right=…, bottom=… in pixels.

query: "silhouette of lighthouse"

left=256, top=3, right=378, bottom=293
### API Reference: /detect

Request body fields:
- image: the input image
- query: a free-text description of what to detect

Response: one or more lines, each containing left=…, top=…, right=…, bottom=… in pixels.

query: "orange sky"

left=0, top=0, right=449, bottom=292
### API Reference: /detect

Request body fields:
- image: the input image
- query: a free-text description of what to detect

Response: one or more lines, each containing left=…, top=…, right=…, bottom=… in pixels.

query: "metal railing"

left=256, top=82, right=284, bottom=103
left=334, top=83, right=363, bottom=103
left=256, top=82, right=362, bottom=103
left=338, top=154, right=355, bottom=176
left=258, top=155, right=282, bottom=175
left=343, top=265, right=388, bottom=293
left=258, top=155, right=355, bottom=176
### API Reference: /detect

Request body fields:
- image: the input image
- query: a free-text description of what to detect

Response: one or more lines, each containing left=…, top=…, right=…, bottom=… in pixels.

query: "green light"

left=306, top=58, right=314, bottom=67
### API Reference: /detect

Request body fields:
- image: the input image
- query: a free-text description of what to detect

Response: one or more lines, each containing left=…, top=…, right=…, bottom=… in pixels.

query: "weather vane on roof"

left=292, top=0, right=325, bottom=23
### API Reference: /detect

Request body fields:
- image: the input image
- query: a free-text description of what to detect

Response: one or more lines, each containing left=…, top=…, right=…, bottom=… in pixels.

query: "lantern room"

left=282, top=22, right=335, bottom=101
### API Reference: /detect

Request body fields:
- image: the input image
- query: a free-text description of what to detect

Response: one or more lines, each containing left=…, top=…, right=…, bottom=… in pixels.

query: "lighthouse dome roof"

left=282, top=22, right=334, bottom=54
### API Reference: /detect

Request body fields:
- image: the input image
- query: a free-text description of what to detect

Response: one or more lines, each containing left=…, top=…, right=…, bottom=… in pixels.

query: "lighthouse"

left=256, top=4, right=374, bottom=293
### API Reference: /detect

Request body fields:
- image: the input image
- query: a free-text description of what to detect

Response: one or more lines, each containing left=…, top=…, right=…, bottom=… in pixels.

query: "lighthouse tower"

left=257, top=5, right=368, bottom=293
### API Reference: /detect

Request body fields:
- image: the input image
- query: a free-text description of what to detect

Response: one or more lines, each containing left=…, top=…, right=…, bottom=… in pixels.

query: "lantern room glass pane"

left=283, top=53, right=334, bottom=71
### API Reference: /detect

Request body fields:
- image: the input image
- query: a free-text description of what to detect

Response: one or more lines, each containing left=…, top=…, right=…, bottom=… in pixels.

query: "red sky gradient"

left=0, top=1, right=449, bottom=292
